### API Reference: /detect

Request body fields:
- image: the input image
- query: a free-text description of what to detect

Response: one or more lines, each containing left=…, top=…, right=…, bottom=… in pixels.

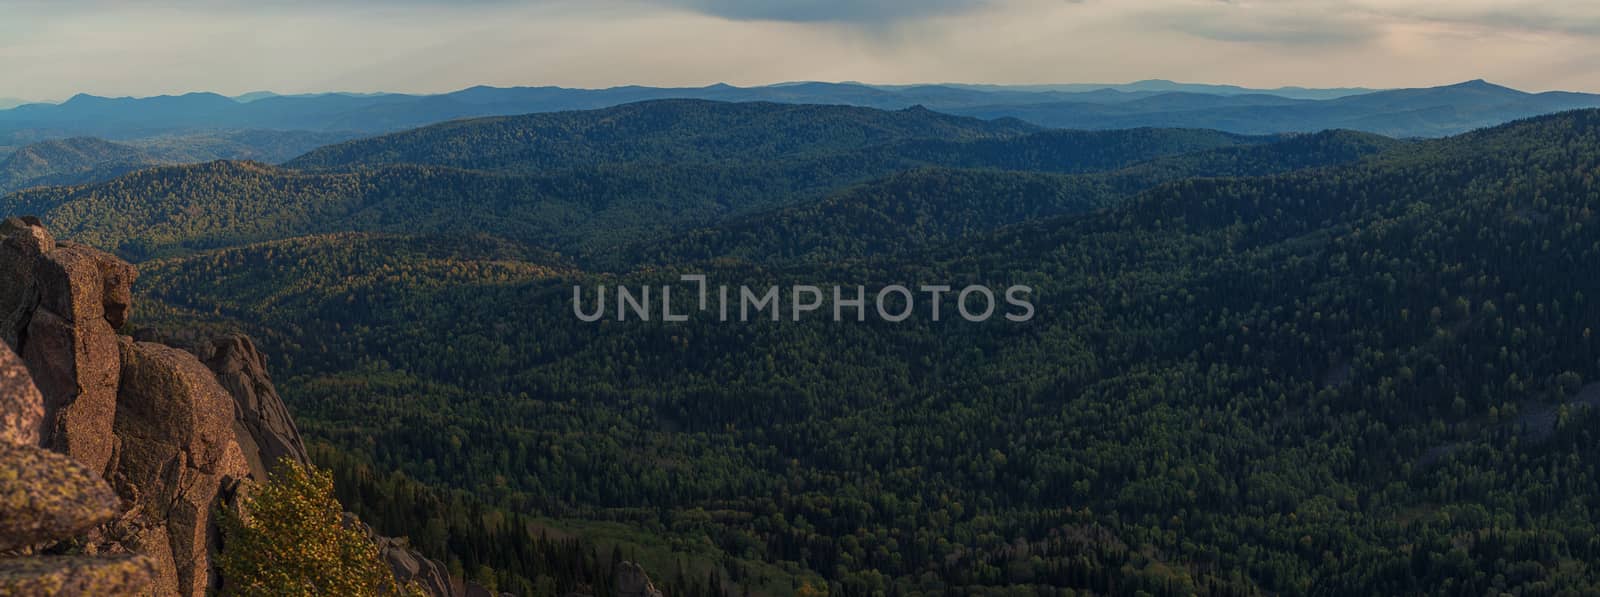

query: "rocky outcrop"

left=202, top=334, right=310, bottom=477
left=0, top=555, right=161, bottom=595
left=134, top=329, right=309, bottom=481
left=1, top=217, right=247, bottom=595
left=2, top=218, right=134, bottom=477
left=115, top=339, right=252, bottom=595
left=1, top=218, right=463, bottom=596
left=138, top=327, right=463, bottom=597
left=0, top=339, right=43, bottom=446
left=0, top=443, right=120, bottom=551
left=615, top=561, right=664, bottom=597
left=0, top=342, right=158, bottom=595
left=0, top=216, right=51, bottom=346
left=345, top=513, right=456, bottom=597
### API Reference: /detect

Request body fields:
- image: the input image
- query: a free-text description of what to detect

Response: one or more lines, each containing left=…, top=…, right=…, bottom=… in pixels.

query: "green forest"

left=6, top=99, right=1600, bottom=596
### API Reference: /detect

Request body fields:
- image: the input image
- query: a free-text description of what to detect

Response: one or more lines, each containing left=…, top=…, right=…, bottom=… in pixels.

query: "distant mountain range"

left=0, top=130, right=359, bottom=195
left=874, top=79, right=1377, bottom=100
left=3, top=80, right=1597, bottom=150
left=951, top=80, right=1600, bottom=138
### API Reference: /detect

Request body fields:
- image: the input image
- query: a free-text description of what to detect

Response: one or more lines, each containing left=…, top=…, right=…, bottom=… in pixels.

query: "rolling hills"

left=951, top=80, right=1600, bottom=137
left=0, top=137, right=155, bottom=194
left=625, top=129, right=1402, bottom=265
left=5, top=100, right=1299, bottom=262
left=3, top=80, right=1595, bottom=148
left=115, top=108, right=1600, bottom=595
left=7, top=96, right=1600, bottom=595
left=0, top=130, right=359, bottom=194
left=283, top=100, right=1039, bottom=172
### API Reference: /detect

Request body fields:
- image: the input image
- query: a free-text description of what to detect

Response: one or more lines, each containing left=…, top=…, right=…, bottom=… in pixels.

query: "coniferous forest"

left=7, top=95, right=1600, bottom=595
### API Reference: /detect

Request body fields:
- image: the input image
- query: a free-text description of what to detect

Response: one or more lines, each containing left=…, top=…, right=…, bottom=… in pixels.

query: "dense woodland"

left=7, top=99, right=1600, bottom=595
left=0, top=130, right=356, bottom=194
left=9, top=102, right=1291, bottom=264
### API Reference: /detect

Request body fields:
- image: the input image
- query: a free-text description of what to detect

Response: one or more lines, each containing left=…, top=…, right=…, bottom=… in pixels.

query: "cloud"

left=1347, top=0, right=1600, bottom=38
left=1, top=0, right=996, bottom=25
left=1142, top=1, right=1382, bottom=46
left=4, top=0, right=1600, bottom=100
left=665, top=0, right=991, bottom=24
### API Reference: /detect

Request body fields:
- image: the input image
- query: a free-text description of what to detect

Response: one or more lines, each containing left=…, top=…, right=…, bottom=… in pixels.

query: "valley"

left=6, top=93, right=1599, bottom=594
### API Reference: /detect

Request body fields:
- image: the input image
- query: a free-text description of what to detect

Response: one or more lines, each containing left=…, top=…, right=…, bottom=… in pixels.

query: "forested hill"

left=282, top=100, right=1039, bottom=172
left=629, top=129, right=1402, bottom=265
left=4, top=100, right=1336, bottom=263
left=0, top=137, right=154, bottom=193
left=111, top=108, right=1600, bottom=594
left=0, top=130, right=359, bottom=195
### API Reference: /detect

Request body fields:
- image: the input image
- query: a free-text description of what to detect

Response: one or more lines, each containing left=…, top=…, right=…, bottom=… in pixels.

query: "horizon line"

left=10, top=78, right=1564, bottom=107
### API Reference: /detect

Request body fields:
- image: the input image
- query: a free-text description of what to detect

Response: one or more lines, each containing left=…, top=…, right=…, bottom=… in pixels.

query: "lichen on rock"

left=0, top=334, right=157, bottom=595
left=0, top=342, right=43, bottom=447
left=0, top=554, right=160, bottom=595
left=0, top=444, right=120, bottom=552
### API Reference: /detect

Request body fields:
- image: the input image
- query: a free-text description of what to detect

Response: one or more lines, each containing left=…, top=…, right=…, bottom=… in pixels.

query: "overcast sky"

left=4, top=0, right=1600, bottom=100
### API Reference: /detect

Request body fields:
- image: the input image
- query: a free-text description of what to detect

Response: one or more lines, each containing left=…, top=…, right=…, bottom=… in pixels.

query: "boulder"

left=345, top=513, right=458, bottom=597
left=115, top=339, right=252, bottom=597
left=0, top=217, right=51, bottom=346
left=615, top=561, right=664, bottom=597
left=0, top=356, right=155, bottom=595
left=0, top=343, right=43, bottom=446
left=131, top=329, right=312, bottom=480
left=0, top=554, right=160, bottom=595
left=201, top=334, right=309, bottom=479
left=0, top=444, right=120, bottom=551
left=23, top=308, right=121, bottom=475
left=2, top=222, right=134, bottom=476
left=34, top=244, right=112, bottom=326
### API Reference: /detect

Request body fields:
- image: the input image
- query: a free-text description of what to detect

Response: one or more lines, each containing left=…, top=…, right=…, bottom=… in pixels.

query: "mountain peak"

left=233, top=91, right=280, bottom=103
left=1445, top=79, right=1521, bottom=94
left=61, top=93, right=113, bottom=106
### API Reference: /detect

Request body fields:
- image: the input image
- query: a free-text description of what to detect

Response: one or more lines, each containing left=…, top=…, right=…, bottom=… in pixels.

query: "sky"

left=3, top=0, right=1600, bottom=101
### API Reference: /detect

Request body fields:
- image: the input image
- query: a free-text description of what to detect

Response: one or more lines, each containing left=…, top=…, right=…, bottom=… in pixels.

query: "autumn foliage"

left=218, top=460, right=400, bottom=596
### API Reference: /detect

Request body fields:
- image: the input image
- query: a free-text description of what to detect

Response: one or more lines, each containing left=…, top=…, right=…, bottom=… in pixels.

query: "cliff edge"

left=0, top=217, right=457, bottom=596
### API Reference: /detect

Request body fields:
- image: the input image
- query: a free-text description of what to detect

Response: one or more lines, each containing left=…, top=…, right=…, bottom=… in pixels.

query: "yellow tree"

left=218, top=459, right=403, bottom=596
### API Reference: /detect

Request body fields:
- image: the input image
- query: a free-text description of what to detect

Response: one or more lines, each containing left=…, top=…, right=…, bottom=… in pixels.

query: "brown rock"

left=345, top=513, right=457, bottom=597
left=126, top=524, right=180, bottom=595
left=0, top=217, right=52, bottom=346
left=0, top=216, right=45, bottom=237
left=0, top=342, right=44, bottom=447
left=3, top=222, right=275, bottom=597
left=115, top=339, right=239, bottom=477
left=34, top=244, right=111, bottom=325
left=128, top=329, right=311, bottom=480
left=28, top=241, right=137, bottom=329
left=614, top=561, right=663, bottom=597
left=0, top=444, right=120, bottom=551
left=115, top=339, right=251, bottom=596
left=0, top=554, right=159, bottom=596
left=3, top=225, right=132, bottom=475
left=93, top=252, right=137, bottom=331
left=202, top=334, right=309, bottom=479
left=23, top=308, right=122, bottom=475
